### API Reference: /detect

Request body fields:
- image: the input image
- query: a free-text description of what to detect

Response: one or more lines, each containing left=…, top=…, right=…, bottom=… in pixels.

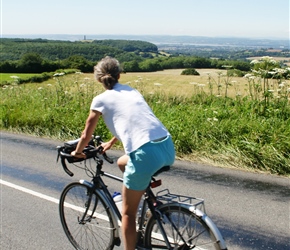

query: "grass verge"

left=1, top=71, right=289, bottom=176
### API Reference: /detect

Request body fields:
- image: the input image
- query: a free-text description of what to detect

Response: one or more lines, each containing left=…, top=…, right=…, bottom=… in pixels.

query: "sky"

left=1, top=0, right=289, bottom=39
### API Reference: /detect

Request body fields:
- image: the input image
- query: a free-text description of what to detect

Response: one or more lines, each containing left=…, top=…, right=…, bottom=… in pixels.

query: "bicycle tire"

left=59, top=182, right=115, bottom=250
left=143, top=204, right=223, bottom=250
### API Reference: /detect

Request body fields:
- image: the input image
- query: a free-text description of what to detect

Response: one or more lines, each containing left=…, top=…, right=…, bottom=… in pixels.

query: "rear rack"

left=156, top=189, right=206, bottom=213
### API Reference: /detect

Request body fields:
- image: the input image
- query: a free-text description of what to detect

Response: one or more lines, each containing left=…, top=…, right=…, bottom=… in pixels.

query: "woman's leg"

left=122, top=185, right=144, bottom=250
left=117, top=154, right=129, bottom=172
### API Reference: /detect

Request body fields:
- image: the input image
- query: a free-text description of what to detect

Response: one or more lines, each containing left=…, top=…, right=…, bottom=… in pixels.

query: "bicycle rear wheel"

left=59, top=182, right=115, bottom=250
left=144, top=204, right=223, bottom=250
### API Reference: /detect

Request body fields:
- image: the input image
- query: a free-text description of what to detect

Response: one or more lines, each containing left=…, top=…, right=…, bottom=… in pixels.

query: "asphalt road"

left=1, top=131, right=289, bottom=249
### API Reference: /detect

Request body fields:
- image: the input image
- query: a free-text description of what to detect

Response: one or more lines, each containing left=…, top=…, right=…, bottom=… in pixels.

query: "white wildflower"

left=10, top=76, right=20, bottom=79
left=154, top=83, right=162, bottom=86
left=38, top=87, right=43, bottom=90
left=213, top=117, right=218, bottom=122
left=250, top=60, right=259, bottom=64
left=47, top=84, right=52, bottom=87
left=274, top=68, right=286, bottom=74
left=279, top=82, right=285, bottom=88
left=261, top=56, right=273, bottom=60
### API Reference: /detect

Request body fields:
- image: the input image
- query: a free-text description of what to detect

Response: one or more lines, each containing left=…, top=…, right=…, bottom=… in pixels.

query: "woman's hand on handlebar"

left=71, top=151, right=86, bottom=159
left=101, top=136, right=118, bottom=153
left=100, top=142, right=112, bottom=153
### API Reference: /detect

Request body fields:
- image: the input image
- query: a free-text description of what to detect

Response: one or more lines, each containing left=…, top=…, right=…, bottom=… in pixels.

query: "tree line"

left=0, top=38, right=252, bottom=74
left=0, top=52, right=251, bottom=74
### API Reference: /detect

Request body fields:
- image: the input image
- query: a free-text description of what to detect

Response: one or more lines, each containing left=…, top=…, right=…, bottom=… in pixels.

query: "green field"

left=1, top=69, right=289, bottom=176
left=1, top=73, right=42, bottom=82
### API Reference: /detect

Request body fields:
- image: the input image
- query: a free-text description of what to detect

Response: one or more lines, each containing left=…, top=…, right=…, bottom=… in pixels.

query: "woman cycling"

left=71, top=56, right=175, bottom=250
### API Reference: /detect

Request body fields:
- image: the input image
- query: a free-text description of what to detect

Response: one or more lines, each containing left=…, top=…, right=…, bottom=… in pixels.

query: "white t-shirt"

left=90, top=83, right=169, bottom=154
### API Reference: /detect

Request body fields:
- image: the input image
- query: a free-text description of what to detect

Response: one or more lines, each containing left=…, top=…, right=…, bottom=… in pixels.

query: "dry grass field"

left=123, top=69, right=266, bottom=99
left=114, top=69, right=250, bottom=98
left=67, top=68, right=286, bottom=100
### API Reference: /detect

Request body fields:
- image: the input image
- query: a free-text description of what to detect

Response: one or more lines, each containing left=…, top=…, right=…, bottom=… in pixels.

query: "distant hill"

left=0, top=38, right=159, bottom=61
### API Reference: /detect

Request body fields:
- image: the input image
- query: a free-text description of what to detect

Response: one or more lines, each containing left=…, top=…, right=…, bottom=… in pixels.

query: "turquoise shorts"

left=123, top=136, right=175, bottom=191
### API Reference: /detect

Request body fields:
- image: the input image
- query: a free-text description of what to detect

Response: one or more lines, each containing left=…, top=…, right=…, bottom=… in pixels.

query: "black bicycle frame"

left=81, top=159, right=180, bottom=249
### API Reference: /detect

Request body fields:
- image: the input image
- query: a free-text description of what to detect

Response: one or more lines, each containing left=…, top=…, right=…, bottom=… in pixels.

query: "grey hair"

left=94, top=56, right=121, bottom=90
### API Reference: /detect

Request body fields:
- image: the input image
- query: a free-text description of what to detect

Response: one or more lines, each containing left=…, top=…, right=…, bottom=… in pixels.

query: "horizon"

left=2, top=34, right=289, bottom=41
left=2, top=0, right=289, bottom=40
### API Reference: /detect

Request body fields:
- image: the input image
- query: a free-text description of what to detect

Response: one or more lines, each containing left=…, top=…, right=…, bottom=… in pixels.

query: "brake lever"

left=103, top=152, right=114, bottom=164
left=96, top=145, right=114, bottom=164
left=56, top=146, right=62, bottom=162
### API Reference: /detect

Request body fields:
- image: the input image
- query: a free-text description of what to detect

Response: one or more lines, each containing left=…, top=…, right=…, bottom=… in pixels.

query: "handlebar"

left=56, top=135, right=114, bottom=177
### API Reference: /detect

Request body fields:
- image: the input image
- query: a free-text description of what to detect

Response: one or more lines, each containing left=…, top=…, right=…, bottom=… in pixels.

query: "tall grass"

left=1, top=68, right=289, bottom=175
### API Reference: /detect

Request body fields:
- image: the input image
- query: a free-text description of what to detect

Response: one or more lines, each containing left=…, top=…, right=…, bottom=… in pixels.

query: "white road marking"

left=0, top=179, right=60, bottom=204
left=0, top=179, right=119, bottom=224
left=0, top=179, right=120, bottom=233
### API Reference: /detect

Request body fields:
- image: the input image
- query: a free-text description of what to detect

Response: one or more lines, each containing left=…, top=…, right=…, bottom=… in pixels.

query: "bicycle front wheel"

left=59, top=182, right=115, bottom=250
left=144, top=204, right=223, bottom=250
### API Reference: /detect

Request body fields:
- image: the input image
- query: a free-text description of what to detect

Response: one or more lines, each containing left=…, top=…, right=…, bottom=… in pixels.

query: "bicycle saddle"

left=153, top=166, right=170, bottom=176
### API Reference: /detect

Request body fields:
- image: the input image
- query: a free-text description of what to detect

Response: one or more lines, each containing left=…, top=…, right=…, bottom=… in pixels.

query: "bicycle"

left=57, top=135, right=228, bottom=250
